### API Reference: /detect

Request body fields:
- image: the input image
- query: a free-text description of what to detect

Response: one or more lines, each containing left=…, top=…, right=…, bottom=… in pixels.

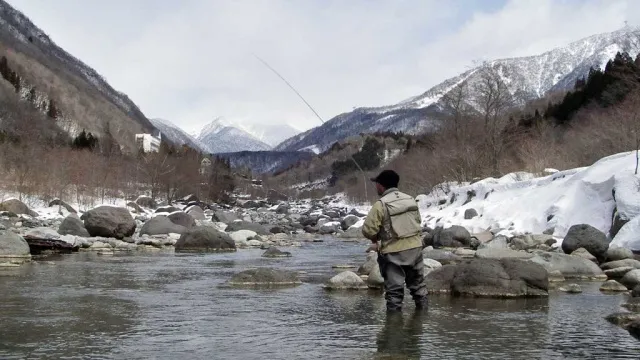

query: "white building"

left=135, top=132, right=161, bottom=153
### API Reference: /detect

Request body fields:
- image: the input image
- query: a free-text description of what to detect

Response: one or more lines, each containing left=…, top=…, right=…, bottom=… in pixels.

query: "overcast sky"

left=8, top=0, right=640, bottom=133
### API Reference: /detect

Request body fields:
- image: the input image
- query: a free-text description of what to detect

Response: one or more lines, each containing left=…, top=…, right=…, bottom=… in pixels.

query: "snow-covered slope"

left=412, top=150, right=640, bottom=250
left=276, top=27, right=640, bottom=153
left=237, top=122, right=300, bottom=147
left=149, top=118, right=207, bottom=153
left=197, top=118, right=272, bottom=153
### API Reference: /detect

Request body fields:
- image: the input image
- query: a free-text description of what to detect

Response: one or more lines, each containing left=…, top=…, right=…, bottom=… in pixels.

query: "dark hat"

left=370, top=170, right=399, bottom=189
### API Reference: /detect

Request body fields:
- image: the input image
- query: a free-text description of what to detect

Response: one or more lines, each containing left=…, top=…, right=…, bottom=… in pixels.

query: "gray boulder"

left=49, top=199, right=77, bottom=213
left=168, top=212, right=196, bottom=228
left=601, top=259, right=640, bottom=270
left=82, top=206, right=136, bottom=239
left=0, top=199, right=37, bottom=217
left=558, top=284, right=582, bottom=293
left=357, top=251, right=378, bottom=275
left=475, top=247, right=534, bottom=260
left=528, top=252, right=606, bottom=279
left=319, top=222, right=341, bottom=235
left=606, top=247, right=634, bottom=262
left=366, top=264, right=384, bottom=289
left=464, top=208, right=478, bottom=219
left=600, top=280, right=629, bottom=292
left=225, top=221, right=270, bottom=235
left=262, top=247, right=292, bottom=258
left=562, top=224, right=609, bottom=262
left=633, top=285, right=640, bottom=297
left=605, top=267, right=635, bottom=280
left=58, top=216, right=90, bottom=237
left=324, top=271, right=368, bottom=290
left=510, top=234, right=555, bottom=251
left=340, top=215, right=360, bottom=231
left=135, top=196, right=157, bottom=209
left=140, top=216, right=187, bottom=236
left=426, top=258, right=549, bottom=297
left=0, top=231, right=31, bottom=260
left=186, top=206, right=206, bottom=220
left=175, top=226, right=236, bottom=252
left=433, top=225, right=471, bottom=248
left=423, top=248, right=462, bottom=265
left=227, top=268, right=301, bottom=287
left=620, top=269, right=640, bottom=290
left=571, top=247, right=598, bottom=263
left=212, top=210, right=238, bottom=223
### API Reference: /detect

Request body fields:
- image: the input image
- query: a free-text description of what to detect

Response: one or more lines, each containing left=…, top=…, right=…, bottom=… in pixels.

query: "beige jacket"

left=361, top=188, right=423, bottom=254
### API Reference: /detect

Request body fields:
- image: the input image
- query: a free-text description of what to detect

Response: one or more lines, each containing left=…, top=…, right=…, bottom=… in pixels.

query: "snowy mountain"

left=149, top=118, right=207, bottom=153
left=236, top=122, right=301, bottom=147
left=215, top=151, right=314, bottom=174
left=197, top=118, right=272, bottom=153
left=276, top=26, right=640, bottom=153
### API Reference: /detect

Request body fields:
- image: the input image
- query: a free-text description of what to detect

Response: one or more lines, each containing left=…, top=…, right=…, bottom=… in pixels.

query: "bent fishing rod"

left=253, top=54, right=369, bottom=201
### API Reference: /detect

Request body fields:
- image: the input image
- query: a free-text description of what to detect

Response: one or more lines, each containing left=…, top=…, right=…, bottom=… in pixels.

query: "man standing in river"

left=362, top=170, right=428, bottom=313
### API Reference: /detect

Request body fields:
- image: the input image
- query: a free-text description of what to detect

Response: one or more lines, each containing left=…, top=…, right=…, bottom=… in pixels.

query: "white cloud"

left=7, top=0, right=640, bottom=135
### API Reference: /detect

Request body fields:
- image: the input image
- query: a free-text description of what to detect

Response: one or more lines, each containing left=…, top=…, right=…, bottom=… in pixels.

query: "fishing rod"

left=253, top=54, right=369, bottom=201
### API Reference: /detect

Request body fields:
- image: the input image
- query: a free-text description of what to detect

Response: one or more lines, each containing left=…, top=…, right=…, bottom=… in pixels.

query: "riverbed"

left=1, top=239, right=639, bottom=359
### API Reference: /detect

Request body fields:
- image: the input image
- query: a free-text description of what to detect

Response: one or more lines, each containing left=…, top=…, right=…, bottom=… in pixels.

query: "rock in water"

left=548, top=270, right=565, bottom=283
left=601, top=259, right=640, bottom=270
left=606, top=247, right=634, bottom=262
left=0, top=199, right=38, bottom=217
left=140, top=216, right=187, bottom=236
left=571, top=248, right=598, bottom=263
left=509, top=234, right=555, bottom=251
left=604, top=267, right=634, bottom=280
left=227, top=268, right=301, bottom=287
left=600, top=280, right=629, bottom=292
left=324, top=271, right=368, bottom=290
left=366, top=264, right=384, bottom=289
left=633, top=285, right=640, bottom=297
left=262, top=247, right=292, bottom=258
left=528, top=252, right=606, bottom=280
left=175, top=227, right=236, bottom=252
left=58, top=216, right=90, bottom=237
left=82, top=206, right=136, bottom=239
left=0, top=231, right=31, bottom=263
left=558, top=284, right=582, bottom=293
left=628, top=320, right=640, bottom=341
left=562, top=224, right=609, bottom=262
left=426, top=258, right=549, bottom=297
left=423, top=258, right=443, bottom=275
left=620, top=269, right=640, bottom=290
left=168, top=212, right=196, bottom=228
left=357, top=252, right=378, bottom=275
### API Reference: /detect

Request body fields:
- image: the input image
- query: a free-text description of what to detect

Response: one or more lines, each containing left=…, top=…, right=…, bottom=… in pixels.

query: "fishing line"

left=253, top=54, right=369, bottom=200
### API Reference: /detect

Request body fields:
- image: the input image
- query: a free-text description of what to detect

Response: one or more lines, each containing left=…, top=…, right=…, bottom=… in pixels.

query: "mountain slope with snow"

left=197, top=118, right=272, bottom=153
left=149, top=118, right=207, bottom=152
left=276, top=27, right=640, bottom=153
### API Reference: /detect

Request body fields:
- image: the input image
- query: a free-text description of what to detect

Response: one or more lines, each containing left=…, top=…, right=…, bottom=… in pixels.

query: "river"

left=1, top=239, right=639, bottom=359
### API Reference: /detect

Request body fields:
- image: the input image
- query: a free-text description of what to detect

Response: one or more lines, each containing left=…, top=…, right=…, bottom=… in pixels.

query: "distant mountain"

left=149, top=118, right=207, bottom=152
left=215, top=151, right=314, bottom=174
left=275, top=27, right=640, bottom=153
left=235, top=122, right=301, bottom=147
left=197, top=117, right=272, bottom=153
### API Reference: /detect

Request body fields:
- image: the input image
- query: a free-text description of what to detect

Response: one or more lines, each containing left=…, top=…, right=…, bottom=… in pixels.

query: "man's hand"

left=366, top=242, right=379, bottom=253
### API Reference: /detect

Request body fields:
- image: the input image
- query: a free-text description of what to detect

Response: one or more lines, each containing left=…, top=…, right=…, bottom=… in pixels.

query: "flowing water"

left=1, top=239, right=639, bottom=359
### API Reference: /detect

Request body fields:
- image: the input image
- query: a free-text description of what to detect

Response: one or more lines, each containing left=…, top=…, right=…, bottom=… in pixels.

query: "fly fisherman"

left=362, top=170, right=428, bottom=313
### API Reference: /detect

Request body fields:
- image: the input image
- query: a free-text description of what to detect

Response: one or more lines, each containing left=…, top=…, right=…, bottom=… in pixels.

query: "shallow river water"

left=1, top=239, right=639, bottom=359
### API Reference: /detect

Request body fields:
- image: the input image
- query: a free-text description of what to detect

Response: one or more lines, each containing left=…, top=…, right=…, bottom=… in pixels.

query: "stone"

left=175, top=226, right=236, bottom=252
left=548, top=270, right=565, bottom=282
left=340, top=215, right=360, bottom=231
left=622, top=298, right=640, bottom=312
left=225, top=221, right=270, bottom=235
left=627, top=320, right=640, bottom=341
left=140, top=216, right=187, bottom=236
left=464, top=208, right=478, bottom=219
left=48, top=199, right=77, bottom=213
left=319, top=222, right=341, bottom=235
left=433, top=225, right=471, bottom=248
left=156, top=206, right=181, bottom=214
left=571, top=247, right=598, bottom=263
left=167, top=212, right=196, bottom=228
left=423, top=258, right=443, bottom=275
left=262, top=247, right=292, bottom=258
left=58, top=215, right=90, bottom=237
left=453, top=248, right=476, bottom=257
left=426, top=258, right=549, bottom=297
left=126, top=202, right=144, bottom=213
left=275, top=204, right=290, bottom=215
left=601, top=259, right=640, bottom=270
left=605, top=312, right=640, bottom=328
left=475, top=247, right=534, bottom=259
left=528, top=252, right=606, bottom=280
left=269, top=226, right=286, bottom=234
left=558, top=284, right=582, bottom=293
left=227, top=268, right=301, bottom=287
left=229, top=230, right=258, bottom=247
left=82, top=206, right=136, bottom=240
left=480, top=235, right=509, bottom=250
left=423, top=248, right=462, bottom=265
left=324, top=271, right=368, bottom=290
left=247, top=239, right=262, bottom=247
left=366, top=263, right=384, bottom=289
left=0, top=231, right=31, bottom=262
left=620, top=269, right=640, bottom=290
left=606, top=247, right=634, bottom=262
left=600, top=280, right=629, bottom=292
left=135, top=195, right=157, bottom=209
left=186, top=206, right=206, bottom=221
left=0, top=199, right=38, bottom=217
left=633, top=285, right=640, bottom=297
left=562, top=224, right=609, bottom=262
left=357, top=251, right=378, bottom=275
left=510, top=234, right=555, bottom=251
left=604, top=267, right=634, bottom=280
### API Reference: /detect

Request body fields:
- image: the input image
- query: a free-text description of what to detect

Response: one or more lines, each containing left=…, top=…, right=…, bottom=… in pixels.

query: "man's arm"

left=362, top=201, right=383, bottom=242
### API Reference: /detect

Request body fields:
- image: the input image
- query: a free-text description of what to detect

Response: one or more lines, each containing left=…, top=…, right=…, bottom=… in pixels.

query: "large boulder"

left=58, top=215, right=90, bottom=237
left=186, top=206, right=206, bottom=221
left=225, top=221, right=270, bottom=235
left=140, top=216, right=187, bottom=236
left=357, top=251, right=378, bottom=275
left=601, top=259, right=640, bottom=270
left=212, top=210, right=239, bottom=224
left=0, top=199, right=37, bottom=217
left=168, top=212, right=196, bottom=228
left=561, top=224, right=609, bottom=262
left=366, top=264, right=384, bottom=289
left=82, top=206, right=136, bottom=239
left=229, top=230, right=258, bottom=247
left=620, top=269, right=640, bottom=290
left=422, top=248, right=462, bottom=265
left=571, top=248, right=598, bottom=263
left=324, top=271, right=368, bottom=290
left=528, top=252, right=606, bottom=280
left=426, top=258, right=549, bottom=297
left=135, top=195, right=157, bottom=209
left=49, top=199, right=77, bottom=213
left=600, top=280, right=629, bottom=292
left=464, top=208, right=478, bottom=219
left=433, top=225, right=471, bottom=248
left=175, top=226, right=236, bottom=252
left=0, top=231, right=31, bottom=262
left=227, top=268, right=301, bottom=287
left=340, top=215, right=360, bottom=231
left=606, top=247, right=634, bottom=262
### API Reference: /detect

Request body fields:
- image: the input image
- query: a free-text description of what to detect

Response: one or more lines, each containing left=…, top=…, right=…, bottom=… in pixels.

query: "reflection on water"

left=1, top=240, right=639, bottom=359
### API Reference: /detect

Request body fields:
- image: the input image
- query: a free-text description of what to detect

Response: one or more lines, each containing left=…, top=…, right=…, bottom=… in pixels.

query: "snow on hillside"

left=197, top=117, right=272, bottom=153
left=150, top=118, right=208, bottom=153
left=412, top=150, right=640, bottom=250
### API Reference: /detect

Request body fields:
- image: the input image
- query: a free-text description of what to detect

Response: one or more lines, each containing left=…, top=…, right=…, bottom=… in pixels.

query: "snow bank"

left=417, top=151, right=640, bottom=249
